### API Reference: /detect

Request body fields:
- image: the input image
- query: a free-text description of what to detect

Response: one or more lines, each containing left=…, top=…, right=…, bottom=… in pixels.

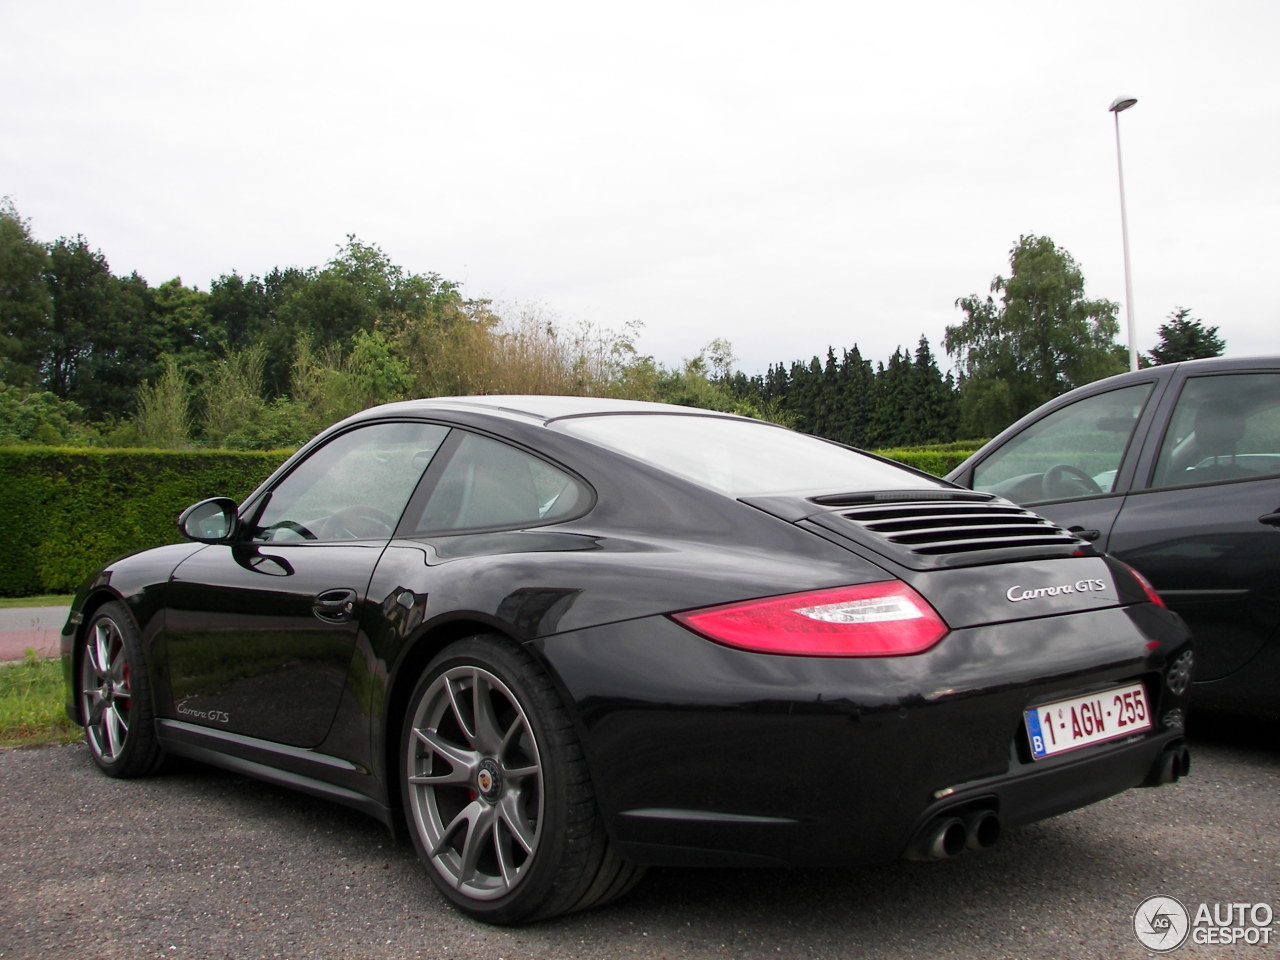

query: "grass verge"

left=0, top=650, right=80, bottom=748
left=0, top=595, right=73, bottom=609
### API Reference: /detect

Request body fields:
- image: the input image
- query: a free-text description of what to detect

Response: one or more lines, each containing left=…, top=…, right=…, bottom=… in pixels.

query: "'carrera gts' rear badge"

left=1006, top=579, right=1107, bottom=603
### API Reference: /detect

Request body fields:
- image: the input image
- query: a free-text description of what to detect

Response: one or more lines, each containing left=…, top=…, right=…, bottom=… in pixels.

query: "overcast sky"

left=3, top=1, right=1277, bottom=377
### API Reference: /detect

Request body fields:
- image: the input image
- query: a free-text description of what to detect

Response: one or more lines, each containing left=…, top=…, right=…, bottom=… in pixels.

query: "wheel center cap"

left=476, top=759, right=502, bottom=800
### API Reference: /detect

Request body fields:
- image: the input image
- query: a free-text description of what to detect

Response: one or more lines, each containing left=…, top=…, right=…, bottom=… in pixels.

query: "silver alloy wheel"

left=81, top=616, right=132, bottom=764
left=405, top=664, right=544, bottom=901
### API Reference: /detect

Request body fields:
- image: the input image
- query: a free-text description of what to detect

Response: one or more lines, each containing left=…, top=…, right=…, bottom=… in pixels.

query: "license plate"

left=1025, top=682, right=1152, bottom=759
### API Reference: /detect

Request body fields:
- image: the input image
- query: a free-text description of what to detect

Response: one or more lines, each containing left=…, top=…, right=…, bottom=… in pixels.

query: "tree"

left=200, top=346, right=270, bottom=445
left=42, top=236, right=118, bottom=402
left=945, top=234, right=1126, bottom=437
left=0, top=383, right=92, bottom=444
left=908, top=336, right=959, bottom=445
left=0, top=198, right=52, bottom=388
left=133, top=355, right=191, bottom=447
left=836, top=345, right=875, bottom=447
left=1147, top=308, right=1226, bottom=365
left=868, top=348, right=915, bottom=448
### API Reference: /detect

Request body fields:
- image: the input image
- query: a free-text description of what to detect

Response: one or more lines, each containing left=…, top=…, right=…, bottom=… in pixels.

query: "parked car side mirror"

left=177, top=497, right=239, bottom=543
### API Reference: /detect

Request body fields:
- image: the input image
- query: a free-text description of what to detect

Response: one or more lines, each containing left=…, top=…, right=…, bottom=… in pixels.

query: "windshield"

left=558, top=414, right=946, bottom=498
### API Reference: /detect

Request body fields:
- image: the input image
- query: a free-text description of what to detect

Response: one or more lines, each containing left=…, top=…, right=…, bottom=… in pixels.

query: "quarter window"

left=412, top=433, right=589, bottom=533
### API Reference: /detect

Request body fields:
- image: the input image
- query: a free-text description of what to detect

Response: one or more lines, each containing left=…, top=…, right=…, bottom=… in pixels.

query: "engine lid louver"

left=796, top=492, right=1088, bottom=570
left=834, top=500, right=1081, bottom=553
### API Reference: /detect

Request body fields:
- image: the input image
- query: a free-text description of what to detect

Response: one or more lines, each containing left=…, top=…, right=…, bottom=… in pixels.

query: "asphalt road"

left=1, top=728, right=1276, bottom=960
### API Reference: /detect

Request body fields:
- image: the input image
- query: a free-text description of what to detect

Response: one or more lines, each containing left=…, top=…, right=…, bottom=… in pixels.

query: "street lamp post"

left=1110, top=95, right=1139, bottom=372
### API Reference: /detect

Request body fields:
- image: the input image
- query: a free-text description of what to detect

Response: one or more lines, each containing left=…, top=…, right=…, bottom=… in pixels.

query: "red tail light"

left=1122, top=562, right=1167, bottom=608
left=672, top=581, right=948, bottom=657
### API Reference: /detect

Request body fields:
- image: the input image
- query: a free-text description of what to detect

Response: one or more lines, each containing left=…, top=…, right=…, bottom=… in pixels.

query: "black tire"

left=78, top=601, right=164, bottom=778
left=400, top=635, right=643, bottom=923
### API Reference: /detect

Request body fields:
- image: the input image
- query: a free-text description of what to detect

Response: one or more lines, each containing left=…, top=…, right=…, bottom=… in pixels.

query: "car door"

left=960, top=378, right=1162, bottom=545
left=1104, top=368, right=1280, bottom=685
left=162, top=420, right=449, bottom=747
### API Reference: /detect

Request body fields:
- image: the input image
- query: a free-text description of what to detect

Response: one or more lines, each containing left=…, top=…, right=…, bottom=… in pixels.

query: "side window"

left=254, top=422, right=450, bottom=541
left=972, top=383, right=1153, bottom=501
left=412, top=433, right=590, bottom=534
left=1151, top=373, right=1280, bottom=488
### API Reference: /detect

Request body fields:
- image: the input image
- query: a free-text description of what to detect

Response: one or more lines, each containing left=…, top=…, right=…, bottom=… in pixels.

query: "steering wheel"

left=1040, top=463, right=1103, bottom=500
left=265, top=519, right=317, bottom=541
left=322, top=505, right=396, bottom=540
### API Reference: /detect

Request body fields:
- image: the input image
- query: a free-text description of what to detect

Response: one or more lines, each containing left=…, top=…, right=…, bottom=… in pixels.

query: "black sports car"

left=63, top=396, right=1194, bottom=924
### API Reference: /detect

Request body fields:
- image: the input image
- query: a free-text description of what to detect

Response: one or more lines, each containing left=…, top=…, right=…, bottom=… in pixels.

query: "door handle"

left=1259, top=512, right=1280, bottom=528
left=1067, top=525, right=1102, bottom=542
left=313, top=588, right=358, bottom=623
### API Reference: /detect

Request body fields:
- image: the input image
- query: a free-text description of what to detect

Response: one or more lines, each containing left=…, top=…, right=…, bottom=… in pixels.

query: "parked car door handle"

left=313, top=588, right=358, bottom=623
left=1259, top=512, right=1280, bottom=528
left=1067, top=525, right=1101, bottom=542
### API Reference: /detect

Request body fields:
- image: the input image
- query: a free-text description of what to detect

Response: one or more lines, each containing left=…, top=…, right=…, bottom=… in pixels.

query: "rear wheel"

left=79, top=601, right=164, bottom=777
left=400, top=635, right=642, bottom=923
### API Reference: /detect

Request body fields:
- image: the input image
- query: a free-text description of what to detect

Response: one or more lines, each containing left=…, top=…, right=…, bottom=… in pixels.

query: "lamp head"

left=1109, top=96, right=1138, bottom=113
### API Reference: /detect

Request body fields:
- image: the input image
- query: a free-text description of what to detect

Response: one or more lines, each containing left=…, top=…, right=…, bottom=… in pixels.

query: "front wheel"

left=400, top=635, right=642, bottom=923
left=79, top=601, right=164, bottom=777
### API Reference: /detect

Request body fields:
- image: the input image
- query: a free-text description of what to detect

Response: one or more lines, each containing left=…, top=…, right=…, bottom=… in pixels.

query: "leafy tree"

left=0, top=198, right=52, bottom=388
left=0, top=383, right=93, bottom=445
left=39, top=237, right=170, bottom=419
left=133, top=355, right=191, bottom=448
left=946, top=234, right=1125, bottom=437
left=200, top=346, right=270, bottom=445
left=42, top=236, right=117, bottom=400
left=207, top=272, right=266, bottom=353
left=1147, top=308, right=1226, bottom=365
left=149, top=278, right=216, bottom=363
left=277, top=237, right=461, bottom=349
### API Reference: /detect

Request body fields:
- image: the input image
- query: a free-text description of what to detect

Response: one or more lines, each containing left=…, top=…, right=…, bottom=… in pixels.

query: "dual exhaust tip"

left=1144, top=743, right=1191, bottom=787
left=909, top=743, right=1191, bottom=861
left=906, top=808, right=1001, bottom=861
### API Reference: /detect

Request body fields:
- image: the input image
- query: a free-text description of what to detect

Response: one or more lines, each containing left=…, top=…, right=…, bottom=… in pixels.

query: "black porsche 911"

left=63, top=395, right=1194, bottom=924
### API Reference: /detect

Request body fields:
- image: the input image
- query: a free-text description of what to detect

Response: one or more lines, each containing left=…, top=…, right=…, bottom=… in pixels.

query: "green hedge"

left=872, top=443, right=983, bottom=478
left=0, top=448, right=290, bottom=597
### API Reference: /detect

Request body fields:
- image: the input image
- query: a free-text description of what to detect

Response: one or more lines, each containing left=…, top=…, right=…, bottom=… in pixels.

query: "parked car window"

left=1150, top=373, right=1280, bottom=488
left=254, top=422, right=450, bottom=541
left=971, top=383, right=1153, bottom=500
left=413, top=432, right=590, bottom=533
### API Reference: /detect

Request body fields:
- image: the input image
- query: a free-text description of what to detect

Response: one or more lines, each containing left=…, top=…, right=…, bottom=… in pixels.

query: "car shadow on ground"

left=128, top=739, right=1277, bottom=959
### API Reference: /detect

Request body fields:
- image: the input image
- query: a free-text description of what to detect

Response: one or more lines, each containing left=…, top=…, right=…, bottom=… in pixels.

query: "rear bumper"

left=534, top=603, right=1193, bottom=868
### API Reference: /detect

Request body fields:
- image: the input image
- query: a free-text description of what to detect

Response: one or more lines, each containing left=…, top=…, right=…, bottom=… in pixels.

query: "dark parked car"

left=947, top=355, right=1280, bottom=721
left=64, top=396, right=1192, bottom=923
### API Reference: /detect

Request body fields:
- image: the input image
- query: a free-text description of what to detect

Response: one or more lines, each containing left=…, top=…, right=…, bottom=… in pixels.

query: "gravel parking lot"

left=1, top=728, right=1276, bottom=960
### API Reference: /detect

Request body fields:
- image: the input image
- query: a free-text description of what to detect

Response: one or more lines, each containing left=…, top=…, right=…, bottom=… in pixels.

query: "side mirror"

left=177, top=497, right=239, bottom=543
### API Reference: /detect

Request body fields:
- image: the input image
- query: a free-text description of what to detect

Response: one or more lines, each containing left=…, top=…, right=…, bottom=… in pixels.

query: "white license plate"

left=1025, top=682, right=1152, bottom=759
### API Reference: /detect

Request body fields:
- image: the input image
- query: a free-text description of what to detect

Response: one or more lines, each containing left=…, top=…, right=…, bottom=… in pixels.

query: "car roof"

left=1091, top=354, right=1280, bottom=387
left=364, top=395, right=748, bottom=425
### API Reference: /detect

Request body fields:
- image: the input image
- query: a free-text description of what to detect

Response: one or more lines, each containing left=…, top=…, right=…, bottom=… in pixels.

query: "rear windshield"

left=558, top=414, right=946, bottom=498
